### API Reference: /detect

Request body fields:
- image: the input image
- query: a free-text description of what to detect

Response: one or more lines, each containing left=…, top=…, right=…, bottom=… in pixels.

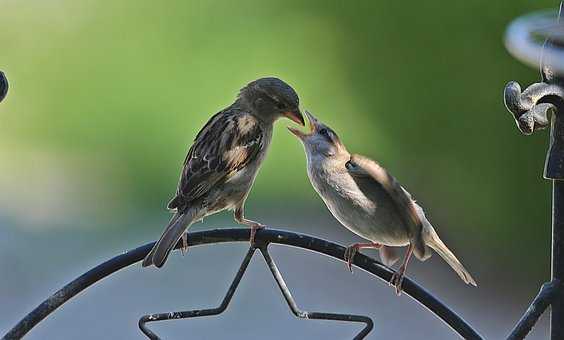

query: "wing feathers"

left=168, top=110, right=264, bottom=211
left=347, top=154, right=426, bottom=257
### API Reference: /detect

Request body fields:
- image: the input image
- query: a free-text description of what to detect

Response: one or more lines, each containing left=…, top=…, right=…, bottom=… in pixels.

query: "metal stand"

left=504, top=3, right=564, bottom=339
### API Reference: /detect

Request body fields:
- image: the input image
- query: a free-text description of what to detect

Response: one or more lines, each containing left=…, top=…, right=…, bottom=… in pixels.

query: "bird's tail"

left=142, top=209, right=197, bottom=268
left=424, top=227, right=477, bottom=286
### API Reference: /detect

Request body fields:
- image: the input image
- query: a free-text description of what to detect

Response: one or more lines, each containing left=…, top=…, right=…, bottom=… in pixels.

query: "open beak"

left=283, top=109, right=305, bottom=126
left=287, top=110, right=316, bottom=139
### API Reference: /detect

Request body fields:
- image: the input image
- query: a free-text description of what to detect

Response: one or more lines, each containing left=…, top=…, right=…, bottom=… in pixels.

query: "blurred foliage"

left=0, top=0, right=559, bottom=272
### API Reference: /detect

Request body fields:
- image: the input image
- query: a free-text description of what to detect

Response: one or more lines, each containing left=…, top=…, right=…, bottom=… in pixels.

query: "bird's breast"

left=307, top=163, right=409, bottom=246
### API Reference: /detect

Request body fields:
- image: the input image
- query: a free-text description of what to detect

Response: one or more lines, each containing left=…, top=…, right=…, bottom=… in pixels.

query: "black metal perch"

left=503, top=2, right=564, bottom=339
left=2, top=228, right=482, bottom=340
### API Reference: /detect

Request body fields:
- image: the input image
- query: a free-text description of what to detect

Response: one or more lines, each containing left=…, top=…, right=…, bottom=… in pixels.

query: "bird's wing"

left=167, top=109, right=264, bottom=210
left=346, top=154, right=426, bottom=257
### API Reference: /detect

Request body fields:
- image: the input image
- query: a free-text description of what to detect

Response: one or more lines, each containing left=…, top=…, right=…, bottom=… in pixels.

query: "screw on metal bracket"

left=0, top=71, right=8, bottom=103
left=138, top=244, right=374, bottom=340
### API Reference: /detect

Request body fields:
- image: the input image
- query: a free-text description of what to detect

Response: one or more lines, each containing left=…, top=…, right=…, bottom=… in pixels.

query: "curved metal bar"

left=0, top=71, right=8, bottom=103
left=2, top=228, right=483, bottom=340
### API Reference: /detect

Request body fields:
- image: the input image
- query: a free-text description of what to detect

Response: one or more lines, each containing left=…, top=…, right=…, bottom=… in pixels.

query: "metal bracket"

left=504, top=2, right=564, bottom=180
left=138, top=244, right=373, bottom=339
left=507, top=279, right=563, bottom=339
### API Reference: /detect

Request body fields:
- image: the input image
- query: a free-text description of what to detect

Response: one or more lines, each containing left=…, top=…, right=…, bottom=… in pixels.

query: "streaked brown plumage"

left=142, top=77, right=303, bottom=268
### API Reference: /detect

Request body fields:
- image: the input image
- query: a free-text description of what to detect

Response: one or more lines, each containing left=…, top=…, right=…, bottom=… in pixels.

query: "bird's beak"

left=287, top=110, right=316, bottom=140
left=283, top=109, right=305, bottom=126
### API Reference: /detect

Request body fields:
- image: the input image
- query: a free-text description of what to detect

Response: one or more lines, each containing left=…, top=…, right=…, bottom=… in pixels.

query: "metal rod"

left=138, top=247, right=257, bottom=339
left=507, top=280, right=561, bottom=339
left=258, top=246, right=374, bottom=340
left=552, top=182, right=564, bottom=339
left=2, top=228, right=483, bottom=340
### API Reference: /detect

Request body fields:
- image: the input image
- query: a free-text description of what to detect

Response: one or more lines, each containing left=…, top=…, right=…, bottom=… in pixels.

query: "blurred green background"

left=0, top=1, right=560, bottom=339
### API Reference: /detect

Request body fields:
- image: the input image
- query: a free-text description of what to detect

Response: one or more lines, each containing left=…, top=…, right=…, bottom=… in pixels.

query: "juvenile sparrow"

left=289, top=111, right=476, bottom=294
left=142, top=77, right=304, bottom=268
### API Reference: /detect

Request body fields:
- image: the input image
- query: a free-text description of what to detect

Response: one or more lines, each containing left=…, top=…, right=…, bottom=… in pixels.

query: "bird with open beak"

left=142, top=77, right=304, bottom=268
left=289, top=111, right=476, bottom=294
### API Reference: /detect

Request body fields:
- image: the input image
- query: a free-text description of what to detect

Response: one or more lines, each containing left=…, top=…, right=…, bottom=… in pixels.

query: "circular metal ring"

left=505, top=8, right=564, bottom=75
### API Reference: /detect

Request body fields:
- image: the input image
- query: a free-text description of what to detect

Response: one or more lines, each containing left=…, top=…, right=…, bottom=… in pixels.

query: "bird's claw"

left=180, top=232, right=189, bottom=255
left=389, top=268, right=405, bottom=296
left=249, top=223, right=266, bottom=247
left=344, top=245, right=358, bottom=273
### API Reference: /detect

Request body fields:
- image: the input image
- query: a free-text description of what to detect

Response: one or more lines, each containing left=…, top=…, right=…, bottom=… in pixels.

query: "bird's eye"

left=275, top=102, right=285, bottom=110
left=319, top=128, right=329, bottom=137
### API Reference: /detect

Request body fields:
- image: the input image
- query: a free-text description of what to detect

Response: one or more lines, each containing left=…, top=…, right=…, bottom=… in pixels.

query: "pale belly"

left=199, top=160, right=262, bottom=216
left=310, top=167, right=410, bottom=246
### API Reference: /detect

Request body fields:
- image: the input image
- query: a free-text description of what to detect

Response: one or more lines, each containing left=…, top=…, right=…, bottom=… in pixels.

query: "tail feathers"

left=425, top=228, right=477, bottom=286
left=142, top=211, right=195, bottom=268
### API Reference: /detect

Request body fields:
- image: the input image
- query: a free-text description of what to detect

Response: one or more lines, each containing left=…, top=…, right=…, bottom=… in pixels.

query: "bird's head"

left=238, top=77, right=304, bottom=126
left=288, top=110, right=346, bottom=158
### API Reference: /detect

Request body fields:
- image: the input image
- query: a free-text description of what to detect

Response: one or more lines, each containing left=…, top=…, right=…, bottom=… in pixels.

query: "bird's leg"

left=344, top=242, right=382, bottom=272
left=390, top=243, right=414, bottom=295
left=180, top=232, right=188, bottom=255
left=234, top=206, right=265, bottom=246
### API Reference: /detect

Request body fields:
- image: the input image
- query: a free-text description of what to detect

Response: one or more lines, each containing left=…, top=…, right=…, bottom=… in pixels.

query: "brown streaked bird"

left=289, top=111, right=476, bottom=294
left=142, top=77, right=304, bottom=268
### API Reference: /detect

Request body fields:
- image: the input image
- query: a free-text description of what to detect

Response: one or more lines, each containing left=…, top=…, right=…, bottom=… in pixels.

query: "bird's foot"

left=249, top=223, right=266, bottom=247
left=344, top=245, right=359, bottom=273
left=180, top=232, right=189, bottom=255
left=389, top=266, right=406, bottom=296
left=343, top=242, right=381, bottom=273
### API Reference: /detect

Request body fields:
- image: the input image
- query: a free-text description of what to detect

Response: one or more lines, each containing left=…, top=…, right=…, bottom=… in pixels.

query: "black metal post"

left=504, top=4, right=564, bottom=338
left=541, top=9, right=564, bottom=337
left=504, top=66, right=564, bottom=340
left=552, top=181, right=564, bottom=339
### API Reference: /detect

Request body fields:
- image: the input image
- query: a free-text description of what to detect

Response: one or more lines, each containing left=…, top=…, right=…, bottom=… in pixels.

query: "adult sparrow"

left=142, top=77, right=304, bottom=268
left=289, top=111, right=476, bottom=294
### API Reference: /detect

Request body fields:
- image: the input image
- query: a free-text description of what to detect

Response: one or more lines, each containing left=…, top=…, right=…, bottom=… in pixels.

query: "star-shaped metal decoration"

left=138, top=243, right=374, bottom=340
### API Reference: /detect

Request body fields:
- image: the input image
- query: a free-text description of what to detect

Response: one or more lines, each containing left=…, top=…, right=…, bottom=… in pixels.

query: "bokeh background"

left=0, top=1, right=560, bottom=339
